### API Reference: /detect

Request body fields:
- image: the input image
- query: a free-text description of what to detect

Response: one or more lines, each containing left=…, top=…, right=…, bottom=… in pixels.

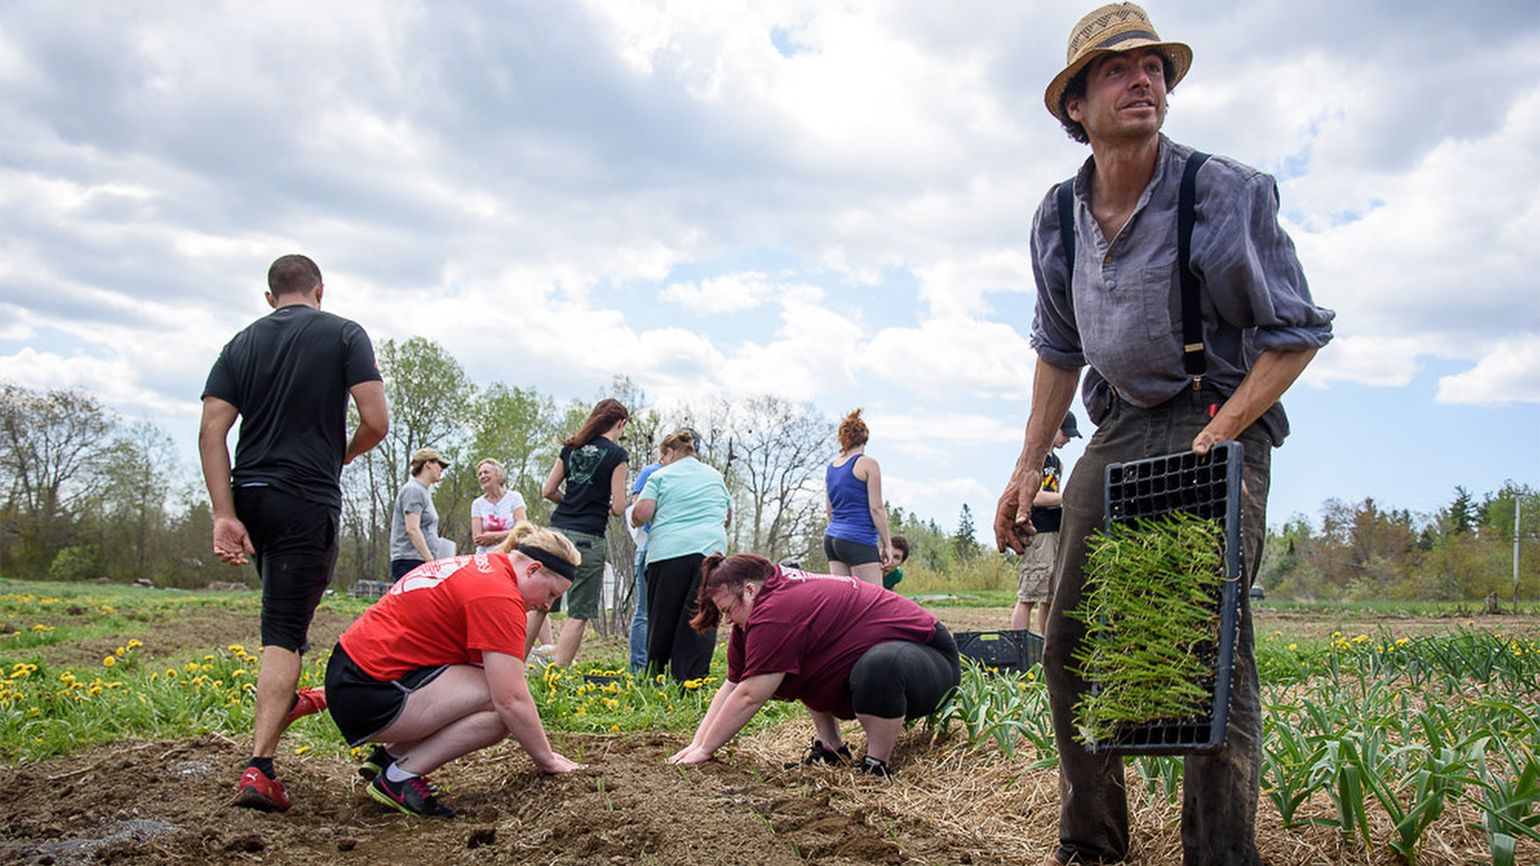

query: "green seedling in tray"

left=1068, top=511, right=1226, bottom=744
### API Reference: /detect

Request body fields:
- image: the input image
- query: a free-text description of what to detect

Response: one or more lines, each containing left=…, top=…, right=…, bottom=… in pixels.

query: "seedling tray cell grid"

left=1088, top=441, right=1244, bottom=755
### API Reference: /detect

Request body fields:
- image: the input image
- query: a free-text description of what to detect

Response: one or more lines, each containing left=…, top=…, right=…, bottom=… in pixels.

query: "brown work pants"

left=1043, top=385, right=1270, bottom=866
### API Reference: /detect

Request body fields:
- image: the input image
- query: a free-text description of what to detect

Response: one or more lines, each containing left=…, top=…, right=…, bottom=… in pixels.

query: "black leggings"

left=848, top=624, right=961, bottom=720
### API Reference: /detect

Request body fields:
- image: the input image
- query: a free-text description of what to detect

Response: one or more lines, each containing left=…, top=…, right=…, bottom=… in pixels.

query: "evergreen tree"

left=952, top=504, right=980, bottom=562
left=1449, top=486, right=1475, bottom=534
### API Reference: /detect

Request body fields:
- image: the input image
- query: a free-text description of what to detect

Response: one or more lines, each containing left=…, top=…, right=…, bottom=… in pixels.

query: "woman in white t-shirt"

left=471, top=458, right=528, bottom=554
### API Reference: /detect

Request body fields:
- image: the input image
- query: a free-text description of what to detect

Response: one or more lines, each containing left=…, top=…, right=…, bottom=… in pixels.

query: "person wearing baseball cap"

left=993, top=5, right=1333, bottom=864
left=389, top=447, right=451, bottom=579
left=1009, top=412, right=1080, bottom=636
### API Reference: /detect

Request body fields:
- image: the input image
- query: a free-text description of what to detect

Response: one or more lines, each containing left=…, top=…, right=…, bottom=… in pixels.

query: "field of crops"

left=1, top=577, right=1537, bottom=865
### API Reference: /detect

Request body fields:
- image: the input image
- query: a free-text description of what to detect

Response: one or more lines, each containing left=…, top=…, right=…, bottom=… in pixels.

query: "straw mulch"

left=736, top=717, right=1524, bottom=866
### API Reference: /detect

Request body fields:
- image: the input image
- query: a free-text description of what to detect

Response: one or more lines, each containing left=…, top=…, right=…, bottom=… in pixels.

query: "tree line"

left=2, top=365, right=1535, bottom=606
left=1258, top=485, right=1539, bottom=604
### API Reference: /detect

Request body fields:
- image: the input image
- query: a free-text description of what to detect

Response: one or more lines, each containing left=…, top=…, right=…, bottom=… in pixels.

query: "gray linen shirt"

left=1029, top=135, right=1335, bottom=445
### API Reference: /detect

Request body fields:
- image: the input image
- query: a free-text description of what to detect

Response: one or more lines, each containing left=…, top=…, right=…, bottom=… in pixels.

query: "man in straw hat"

left=993, top=4, right=1333, bottom=864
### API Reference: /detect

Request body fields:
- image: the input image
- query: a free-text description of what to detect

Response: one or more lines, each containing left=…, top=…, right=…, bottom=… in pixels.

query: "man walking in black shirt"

left=200, top=254, right=389, bottom=811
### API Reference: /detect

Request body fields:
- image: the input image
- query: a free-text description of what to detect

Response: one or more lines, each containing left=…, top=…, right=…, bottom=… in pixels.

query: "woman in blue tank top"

left=822, top=409, right=894, bottom=585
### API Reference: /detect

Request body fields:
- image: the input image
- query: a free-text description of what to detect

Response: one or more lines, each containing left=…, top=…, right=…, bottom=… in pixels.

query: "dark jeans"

left=645, top=553, right=717, bottom=683
left=1043, top=385, right=1270, bottom=866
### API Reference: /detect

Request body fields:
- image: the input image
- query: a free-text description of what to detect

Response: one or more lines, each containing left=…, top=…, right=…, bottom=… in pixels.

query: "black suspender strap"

left=1057, top=151, right=1210, bottom=386
left=1056, top=178, right=1076, bottom=289
left=1178, top=151, right=1211, bottom=385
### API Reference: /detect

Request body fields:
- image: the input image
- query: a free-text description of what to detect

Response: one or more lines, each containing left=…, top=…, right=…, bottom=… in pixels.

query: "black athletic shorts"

left=848, top=623, right=961, bottom=720
left=324, top=642, right=449, bottom=746
left=823, top=534, right=881, bottom=567
left=234, top=485, right=339, bottom=653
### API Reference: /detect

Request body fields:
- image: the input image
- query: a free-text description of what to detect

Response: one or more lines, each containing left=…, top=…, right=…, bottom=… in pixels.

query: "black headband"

left=516, top=545, right=578, bottom=581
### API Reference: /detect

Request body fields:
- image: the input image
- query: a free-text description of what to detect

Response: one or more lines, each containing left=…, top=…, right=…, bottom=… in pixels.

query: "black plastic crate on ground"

left=351, top=579, right=391, bottom=600
left=1085, top=441, right=1245, bottom=756
left=954, top=629, right=1044, bottom=674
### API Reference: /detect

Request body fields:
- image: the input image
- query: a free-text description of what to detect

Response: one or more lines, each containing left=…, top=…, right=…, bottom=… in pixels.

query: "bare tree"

left=720, top=395, right=833, bottom=562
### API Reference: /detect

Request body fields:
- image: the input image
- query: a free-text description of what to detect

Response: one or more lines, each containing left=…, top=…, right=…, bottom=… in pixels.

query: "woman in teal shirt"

left=631, top=428, right=731, bottom=682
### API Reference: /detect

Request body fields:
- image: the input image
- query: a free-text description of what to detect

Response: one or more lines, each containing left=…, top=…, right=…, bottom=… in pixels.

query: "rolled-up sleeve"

left=1028, top=185, right=1087, bottom=369
left=1196, top=167, right=1335, bottom=353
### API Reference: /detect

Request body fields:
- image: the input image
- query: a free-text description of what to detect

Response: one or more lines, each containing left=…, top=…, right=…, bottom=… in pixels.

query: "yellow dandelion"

left=114, top=647, right=125, bottom=657
left=610, top=725, right=621, bottom=732
left=127, top=639, right=143, bottom=649
left=102, top=656, right=116, bottom=667
left=1288, top=643, right=1297, bottom=651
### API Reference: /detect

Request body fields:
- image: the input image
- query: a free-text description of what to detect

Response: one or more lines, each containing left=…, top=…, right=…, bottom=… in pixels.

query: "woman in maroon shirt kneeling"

left=667, top=553, right=960, bottom=776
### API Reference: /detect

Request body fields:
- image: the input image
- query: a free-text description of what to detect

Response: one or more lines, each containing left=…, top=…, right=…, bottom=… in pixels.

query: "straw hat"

left=1043, top=3, right=1192, bottom=123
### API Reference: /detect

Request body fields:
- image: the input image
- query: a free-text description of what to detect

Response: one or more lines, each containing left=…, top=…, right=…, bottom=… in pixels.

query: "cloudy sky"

left=2, top=0, right=1537, bottom=536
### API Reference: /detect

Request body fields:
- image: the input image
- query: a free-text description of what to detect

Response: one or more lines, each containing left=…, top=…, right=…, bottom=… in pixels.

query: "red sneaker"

left=282, top=686, right=327, bottom=729
left=232, top=767, right=292, bottom=812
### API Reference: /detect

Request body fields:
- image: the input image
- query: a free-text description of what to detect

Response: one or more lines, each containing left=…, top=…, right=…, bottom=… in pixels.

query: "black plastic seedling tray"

left=955, top=628, right=1045, bottom=674
left=1085, top=441, right=1244, bottom=756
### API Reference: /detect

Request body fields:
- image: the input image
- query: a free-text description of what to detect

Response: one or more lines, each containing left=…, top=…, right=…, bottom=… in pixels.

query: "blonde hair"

left=837, top=408, right=869, bottom=452
left=476, top=458, right=507, bottom=484
left=495, top=521, right=581, bottom=567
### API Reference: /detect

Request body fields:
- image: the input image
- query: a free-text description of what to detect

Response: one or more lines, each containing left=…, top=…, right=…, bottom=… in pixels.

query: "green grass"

left=902, top=589, right=1018, bottom=608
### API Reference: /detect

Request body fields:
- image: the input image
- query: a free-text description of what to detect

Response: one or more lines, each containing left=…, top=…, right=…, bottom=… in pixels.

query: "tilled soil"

left=0, top=731, right=979, bottom=866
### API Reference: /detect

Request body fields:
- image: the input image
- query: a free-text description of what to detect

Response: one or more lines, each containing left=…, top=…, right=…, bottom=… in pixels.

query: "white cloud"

left=864, top=409, right=1022, bottom=454
left=862, top=317, right=1033, bottom=401
left=1299, top=335, right=1435, bottom=389
left=1436, top=336, right=1540, bottom=406
left=660, top=272, right=771, bottom=313
left=718, top=294, right=866, bottom=399
left=0, top=0, right=1537, bottom=533
left=883, top=472, right=992, bottom=514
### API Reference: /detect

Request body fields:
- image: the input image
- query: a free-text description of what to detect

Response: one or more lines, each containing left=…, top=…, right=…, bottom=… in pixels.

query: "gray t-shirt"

left=389, top=477, right=441, bottom=561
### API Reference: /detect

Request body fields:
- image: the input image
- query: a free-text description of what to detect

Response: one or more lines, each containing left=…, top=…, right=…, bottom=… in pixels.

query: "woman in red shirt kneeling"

left=668, top=553, right=961, bottom=776
left=326, top=522, right=584, bottom=818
